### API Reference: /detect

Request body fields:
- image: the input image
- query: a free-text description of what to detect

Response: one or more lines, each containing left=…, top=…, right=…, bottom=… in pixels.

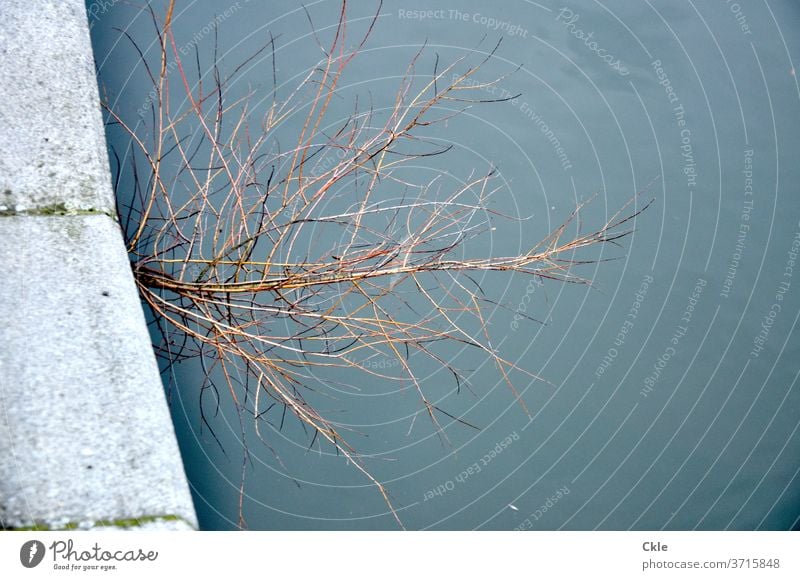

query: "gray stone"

left=0, top=0, right=197, bottom=531
left=0, top=0, right=115, bottom=215
left=0, top=215, right=197, bottom=530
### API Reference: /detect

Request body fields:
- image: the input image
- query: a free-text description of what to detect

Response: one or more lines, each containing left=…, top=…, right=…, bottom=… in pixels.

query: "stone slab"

left=0, top=215, right=197, bottom=530
left=0, top=0, right=115, bottom=215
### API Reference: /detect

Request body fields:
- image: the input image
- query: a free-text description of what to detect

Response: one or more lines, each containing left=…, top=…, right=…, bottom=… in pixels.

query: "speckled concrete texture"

left=0, top=216, right=197, bottom=530
left=0, top=0, right=115, bottom=214
left=0, top=0, right=197, bottom=531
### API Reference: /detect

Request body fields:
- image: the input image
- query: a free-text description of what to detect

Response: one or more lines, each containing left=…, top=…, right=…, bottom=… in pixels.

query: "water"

left=88, top=0, right=800, bottom=530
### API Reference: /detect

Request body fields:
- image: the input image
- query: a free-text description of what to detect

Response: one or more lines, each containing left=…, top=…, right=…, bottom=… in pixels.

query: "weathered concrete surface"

left=0, top=217, right=197, bottom=530
left=0, top=1, right=114, bottom=215
left=0, top=1, right=197, bottom=530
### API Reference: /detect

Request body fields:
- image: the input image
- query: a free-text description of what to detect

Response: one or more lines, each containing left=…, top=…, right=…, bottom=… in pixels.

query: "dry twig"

left=102, top=0, right=650, bottom=528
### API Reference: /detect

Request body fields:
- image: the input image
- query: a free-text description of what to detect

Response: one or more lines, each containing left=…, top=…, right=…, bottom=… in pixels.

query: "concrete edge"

left=0, top=1, right=198, bottom=530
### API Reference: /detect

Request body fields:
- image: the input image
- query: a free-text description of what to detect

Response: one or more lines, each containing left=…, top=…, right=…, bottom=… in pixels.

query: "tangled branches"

left=102, top=0, right=649, bottom=528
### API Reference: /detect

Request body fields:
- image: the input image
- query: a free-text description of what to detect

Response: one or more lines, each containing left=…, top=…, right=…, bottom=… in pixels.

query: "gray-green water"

left=89, top=0, right=800, bottom=530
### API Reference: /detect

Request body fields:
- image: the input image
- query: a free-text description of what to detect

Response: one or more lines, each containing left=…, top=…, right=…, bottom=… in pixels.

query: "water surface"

left=89, top=0, right=800, bottom=530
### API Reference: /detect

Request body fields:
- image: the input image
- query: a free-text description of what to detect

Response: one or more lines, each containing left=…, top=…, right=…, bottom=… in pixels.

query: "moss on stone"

left=5, top=514, right=195, bottom=531
left=0, top=203, right=115, bottom=218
